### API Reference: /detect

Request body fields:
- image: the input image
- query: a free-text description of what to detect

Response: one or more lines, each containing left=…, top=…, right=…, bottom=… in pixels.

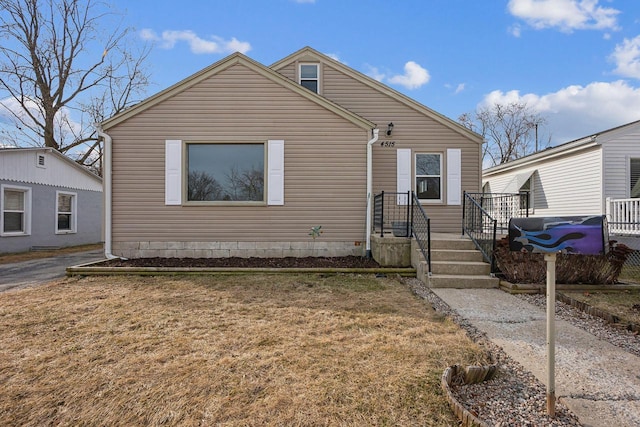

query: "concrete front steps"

left=414, top=233, right=499, bottom=289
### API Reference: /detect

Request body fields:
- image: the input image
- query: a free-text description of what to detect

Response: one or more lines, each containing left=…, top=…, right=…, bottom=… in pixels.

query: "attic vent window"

left=299, top=63, right=319, bottom=93
left=36, top=154, right=46, bottom=168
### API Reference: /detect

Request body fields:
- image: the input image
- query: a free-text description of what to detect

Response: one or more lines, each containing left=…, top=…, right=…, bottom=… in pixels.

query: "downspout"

left=95, top=126, right=122, bottom=259
left=365, top=128, right=380, bottom=257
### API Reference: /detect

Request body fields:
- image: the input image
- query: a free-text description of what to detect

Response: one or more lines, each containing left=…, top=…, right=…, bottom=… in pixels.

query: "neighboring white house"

left=482, top=119, right=640, bottom=247
left=0, top=147, right=103, bottom=254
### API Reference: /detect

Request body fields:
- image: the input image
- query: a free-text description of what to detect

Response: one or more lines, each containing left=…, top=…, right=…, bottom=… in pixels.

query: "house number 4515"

left=380, top=141, right=395, bottom=147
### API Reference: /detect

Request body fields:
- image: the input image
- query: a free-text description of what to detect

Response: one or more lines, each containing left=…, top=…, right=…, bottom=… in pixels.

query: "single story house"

left=482, top=119, right=640, bottom=245
left=0, top=147, right=103, bottom=254
left=98, top=47, right=483, bottom=259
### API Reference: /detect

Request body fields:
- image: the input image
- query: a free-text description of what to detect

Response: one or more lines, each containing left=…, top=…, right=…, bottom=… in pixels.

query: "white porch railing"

left=606, top=197, right=640, bottom=235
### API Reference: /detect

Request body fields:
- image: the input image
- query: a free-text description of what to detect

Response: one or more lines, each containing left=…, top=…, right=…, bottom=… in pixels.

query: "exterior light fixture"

left=386, top=122, right=394, bottom=136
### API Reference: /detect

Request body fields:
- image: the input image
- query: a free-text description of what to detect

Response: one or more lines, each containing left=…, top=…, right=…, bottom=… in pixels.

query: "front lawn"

left=0, top=274, right=487, bottom=426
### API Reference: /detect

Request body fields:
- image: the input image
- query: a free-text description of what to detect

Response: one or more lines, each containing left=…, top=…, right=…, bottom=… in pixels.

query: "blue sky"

left=82, top=0, right=640, bottom=145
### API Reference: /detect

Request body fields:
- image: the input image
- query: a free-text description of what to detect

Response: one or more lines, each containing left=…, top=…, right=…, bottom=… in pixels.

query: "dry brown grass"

left=563, top=289, right=640, bottom=325
left=0, top=274, right=487, bottom=426
left=0, top=243, right=103, bottom=264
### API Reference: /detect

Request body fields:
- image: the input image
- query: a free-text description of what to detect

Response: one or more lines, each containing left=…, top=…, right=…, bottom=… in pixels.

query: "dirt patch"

left=102, top=255, right=384, bottom=269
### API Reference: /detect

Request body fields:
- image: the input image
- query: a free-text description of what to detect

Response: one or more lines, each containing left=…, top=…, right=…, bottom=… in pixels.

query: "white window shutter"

left=165, top=140, right=182, bottom=205
left=396, top=148, right=411, bottom=205
left=267, top=140, right=285, bottom=205
left=447, top=148, right=462, bottom=205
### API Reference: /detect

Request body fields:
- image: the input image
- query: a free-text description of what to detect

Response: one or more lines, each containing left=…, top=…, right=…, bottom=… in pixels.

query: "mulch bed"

left=101, top=256, right=383, bottom=269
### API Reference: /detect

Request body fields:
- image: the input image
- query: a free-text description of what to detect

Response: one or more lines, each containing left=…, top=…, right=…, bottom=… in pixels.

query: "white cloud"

left=0, top=96, right=83, bottom=147
left=364, top=64, right=385, bottom=82
left=325, top=52, right=346, bottom=65
left=140, top=29, right=251, bottom=54
left=610, top=36, right=640, bottom=79
left=480, top=81, right=640, bottom=144
left=388, top=61, right=430, bottom=90
left=507, top=0, right=620, bottom=33
left=454, top=83, right=466, bottom=94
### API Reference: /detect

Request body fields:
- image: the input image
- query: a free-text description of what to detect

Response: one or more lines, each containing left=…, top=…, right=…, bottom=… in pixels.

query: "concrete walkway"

left=0, top=249, right=105, bottom=293
left=432, top=288, right=640, bottom=427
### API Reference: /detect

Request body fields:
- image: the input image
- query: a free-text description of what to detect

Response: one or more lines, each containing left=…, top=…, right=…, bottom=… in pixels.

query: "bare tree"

left=0, top=0, right=150, bottom=174
left=459, top=102, right=548, bottom=167
left=188, top=171, right=223, bottom=201
left=225, top=165, right=264, bottom=201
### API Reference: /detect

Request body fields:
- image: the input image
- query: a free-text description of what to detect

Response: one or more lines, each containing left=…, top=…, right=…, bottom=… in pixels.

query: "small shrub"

left=494, top=238, right=634, bottom=285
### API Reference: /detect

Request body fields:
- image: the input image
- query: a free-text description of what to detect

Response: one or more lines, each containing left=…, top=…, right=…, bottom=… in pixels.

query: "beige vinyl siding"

left=108, top=63, right=369, bottom=244
left=602, top=126, right=640, bottom=199
left=320, top=65, right=481, bottom=232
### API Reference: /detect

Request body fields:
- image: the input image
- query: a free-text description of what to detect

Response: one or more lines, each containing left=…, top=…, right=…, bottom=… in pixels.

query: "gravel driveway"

left=0, top=249, right=105, bottom=293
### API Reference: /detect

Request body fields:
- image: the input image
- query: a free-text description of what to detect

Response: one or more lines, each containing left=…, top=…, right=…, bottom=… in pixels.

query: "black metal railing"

left=411, top=192, right=431, bottom=275
left=373, top=191, right=411, bottom=237
left=462, top=191, right=498, bottom=273
left=373, top=191, right=431, bottom=274
left=465, top=192, right=528, bottom=234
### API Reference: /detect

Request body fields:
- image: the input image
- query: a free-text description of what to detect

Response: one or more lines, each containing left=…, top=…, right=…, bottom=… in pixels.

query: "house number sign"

left=380, top=140, right=395, bottom=147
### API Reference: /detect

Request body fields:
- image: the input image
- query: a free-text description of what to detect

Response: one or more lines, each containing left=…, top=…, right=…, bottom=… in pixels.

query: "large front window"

left=187, top=143, right=265, bottom=202
left=1, top=185, right=31, bottom=235
left=415, top=153, right=441, bottom=200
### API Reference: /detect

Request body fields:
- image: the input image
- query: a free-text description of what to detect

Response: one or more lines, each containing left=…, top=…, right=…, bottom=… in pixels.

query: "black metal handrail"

left=411, top=192, right=431, bottom=275
left=373, top=191, right=431, bottom=275
left=465, top=192, right=528, bottom=234
left=373, top=191, right=411, bottom=237
left=462, top=191, right=498, bottom=273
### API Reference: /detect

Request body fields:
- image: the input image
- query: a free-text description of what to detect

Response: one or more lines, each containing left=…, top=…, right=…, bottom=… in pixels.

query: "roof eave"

left=271, top=47, right=483, bottom=144
left=102, top=51, right=375, bottom=132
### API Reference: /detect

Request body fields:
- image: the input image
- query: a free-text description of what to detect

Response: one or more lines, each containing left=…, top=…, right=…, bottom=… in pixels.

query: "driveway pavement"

left=433, top=288, right=640, bottom=427
left=0, top=249, right=105, bottom=293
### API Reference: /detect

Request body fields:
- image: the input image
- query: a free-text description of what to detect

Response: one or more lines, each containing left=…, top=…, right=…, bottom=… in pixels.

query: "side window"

left=415, top=153, right=442, bottom=201
left=299, top=63, right=319, bottom=93
left=630, top=158, right=640, bottom=198
left=56, top=191, right=77, bottom=233
left=1, top=185, right=31, bottom=236
left=186, top=143, right=265, bottom=202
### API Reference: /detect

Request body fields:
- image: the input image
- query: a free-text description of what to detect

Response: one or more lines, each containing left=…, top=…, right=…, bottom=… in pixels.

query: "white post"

left=544, top=252, right=557, bottom=417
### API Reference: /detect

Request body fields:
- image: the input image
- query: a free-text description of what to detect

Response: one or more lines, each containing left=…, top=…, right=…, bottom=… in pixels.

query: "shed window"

left=1, top=185, right=31, bottom=236
left=299, top=63, right=319, bottom=93
left=56, top=191, right=77, bottom=233
left=631, top=158, right=640, bottom=198
left=187, top=143, right=265, bottom=202
left=415, top=153, right=442, bottom=201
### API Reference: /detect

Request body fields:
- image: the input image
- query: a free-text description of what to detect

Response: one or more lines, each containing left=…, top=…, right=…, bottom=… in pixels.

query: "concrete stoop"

left=414, top=234, right=499, bottom=289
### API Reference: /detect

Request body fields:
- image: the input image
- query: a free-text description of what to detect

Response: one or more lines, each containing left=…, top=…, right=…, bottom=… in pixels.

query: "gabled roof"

left=483, top=119, right=640, bottom=176
left=271, top=46, right=483, bottom=144
left=101, top=52, right=376, bottom=131
left=0, top=147, right=102, bottom=190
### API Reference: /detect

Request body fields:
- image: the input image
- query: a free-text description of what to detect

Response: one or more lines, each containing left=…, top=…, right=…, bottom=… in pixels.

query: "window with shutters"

left=186, top=143, right=265, bottom=203
left=299, top=63, right=320, bottom=93
left=415, top=153, right=442, bottom=201
left=56, top=191, right=77, bottom=233
left=1, top=185, right=31, bottom=236
left=631, top=158, right=640, bottom=198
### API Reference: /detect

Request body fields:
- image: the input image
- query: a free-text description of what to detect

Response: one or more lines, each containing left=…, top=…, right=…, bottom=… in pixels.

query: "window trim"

left=1, top=184, right=32, bottom=237
left=629, top=157, right=640, bottom=198
left=415, top=153, right=443, bottom=203
left=55, top=190, right=77, bottom=234
left=183, top=141, right=267, bottom=206
left=298, top=62, right=320, bottom=94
